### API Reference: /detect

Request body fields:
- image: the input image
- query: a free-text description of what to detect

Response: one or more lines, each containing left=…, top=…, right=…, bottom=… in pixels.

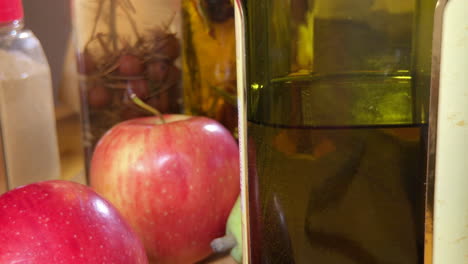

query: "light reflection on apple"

left=156, top=154, right=173, bottom=168
left=204, top=124, right=222, bottom=133
left=93, top=198, right=110, bottom=216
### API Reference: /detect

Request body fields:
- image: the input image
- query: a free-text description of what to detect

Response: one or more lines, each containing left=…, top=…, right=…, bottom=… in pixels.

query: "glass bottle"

left=427, top=0, right=468, bottom=263
left=235, top=0, right=437, bottom=263
left=0, top=0, right=61, bottom=193
left=182, top=0, right=237, bottom=135
left=71, top=0, right=183, bottom=172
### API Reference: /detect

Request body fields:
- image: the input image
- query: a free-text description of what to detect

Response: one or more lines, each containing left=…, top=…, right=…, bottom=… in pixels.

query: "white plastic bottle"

left=429, top=0, right=468, bottom=263
left=0, top=0, right=61, bottom=193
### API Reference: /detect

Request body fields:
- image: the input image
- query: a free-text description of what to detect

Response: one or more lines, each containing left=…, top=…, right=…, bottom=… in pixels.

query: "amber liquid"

left=182, top=0, right=238, bottom=134
left=245, top=76, right=427, bottom=264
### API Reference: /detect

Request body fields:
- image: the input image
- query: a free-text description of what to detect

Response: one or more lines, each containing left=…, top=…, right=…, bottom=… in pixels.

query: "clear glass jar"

left=182, top=0, right=237, bottom=134
left=236, top=0, right=437, bottom=263
left=71, top=0, right=183, bottom=170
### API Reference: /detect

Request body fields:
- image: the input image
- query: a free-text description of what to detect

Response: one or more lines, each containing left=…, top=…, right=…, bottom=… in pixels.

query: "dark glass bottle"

left=236, top=0, right=437, bottom=263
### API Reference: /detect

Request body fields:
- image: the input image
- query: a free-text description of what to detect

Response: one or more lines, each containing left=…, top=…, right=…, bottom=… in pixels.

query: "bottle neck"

left=0, top=19, right=24, bottom=35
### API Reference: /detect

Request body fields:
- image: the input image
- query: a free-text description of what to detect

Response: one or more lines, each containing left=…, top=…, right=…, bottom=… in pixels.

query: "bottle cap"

left=0, top=0, right=24, bottom=23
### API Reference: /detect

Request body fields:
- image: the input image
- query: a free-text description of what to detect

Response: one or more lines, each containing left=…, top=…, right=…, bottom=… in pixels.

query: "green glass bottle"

left=236, top=0, right=437, bottom=263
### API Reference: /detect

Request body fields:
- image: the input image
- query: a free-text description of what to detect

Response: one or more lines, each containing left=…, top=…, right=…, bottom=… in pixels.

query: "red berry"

left=118, top=55, right=144, bottom=76
left=154, top=34, right=181, bottom=61
left=87, top=85, right=111, bottom=108
left=147, top=61, right=169, bottom=82
left=127, top=80, right=150, bottom=99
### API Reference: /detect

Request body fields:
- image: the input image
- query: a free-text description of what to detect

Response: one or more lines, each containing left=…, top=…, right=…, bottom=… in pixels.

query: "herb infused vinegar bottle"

left=182, top=0, right=238, bottom=134
left=235, top=0, right=437, bottom=263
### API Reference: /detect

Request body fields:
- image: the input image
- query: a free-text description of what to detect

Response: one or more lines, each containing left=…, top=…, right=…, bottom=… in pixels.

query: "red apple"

left=0, top=180, right=148, bottom=264
left=90, top=115, right=240, bottom=264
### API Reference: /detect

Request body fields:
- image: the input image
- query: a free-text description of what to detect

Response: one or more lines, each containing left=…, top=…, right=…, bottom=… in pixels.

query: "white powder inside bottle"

left=0, top=49, right=60, bottom=192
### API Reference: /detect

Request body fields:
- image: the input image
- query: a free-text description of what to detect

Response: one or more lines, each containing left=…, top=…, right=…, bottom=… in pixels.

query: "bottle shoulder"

left=1, top=28, right=41, bottom=53
left=0, top=29, right=51, bottom=80
left=0, top=28, right=50, bottom=78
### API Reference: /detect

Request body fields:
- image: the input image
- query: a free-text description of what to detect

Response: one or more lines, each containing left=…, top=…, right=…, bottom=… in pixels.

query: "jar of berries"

left=71, top=0, right=183, bottom=170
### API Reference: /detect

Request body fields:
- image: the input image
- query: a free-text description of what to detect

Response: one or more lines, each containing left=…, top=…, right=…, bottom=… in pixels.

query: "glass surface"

left=72, top=0, right=183, bottom=172
left=238, top=0, right=437, bottom=263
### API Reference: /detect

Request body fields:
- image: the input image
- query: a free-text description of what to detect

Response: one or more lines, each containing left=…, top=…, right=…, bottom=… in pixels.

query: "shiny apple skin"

left=90, top=115, right=240, bottom=264
left=0, top=180, right=148, bottom=264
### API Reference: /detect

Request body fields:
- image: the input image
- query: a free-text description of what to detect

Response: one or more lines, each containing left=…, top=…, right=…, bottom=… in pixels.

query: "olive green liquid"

left=246, top=75, right=427, bottom=264
left=241, top=0, right=436, bottom=262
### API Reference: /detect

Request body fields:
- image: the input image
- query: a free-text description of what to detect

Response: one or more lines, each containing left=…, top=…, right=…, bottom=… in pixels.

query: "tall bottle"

left=427, top=0, right=468, bottom=263
left=0, top=0, right=61, bottom=193
left=235, top=0, right=437, bottom=263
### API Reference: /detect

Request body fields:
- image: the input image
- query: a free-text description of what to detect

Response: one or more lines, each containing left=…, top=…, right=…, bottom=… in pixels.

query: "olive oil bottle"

left=236, top=0, right=437, bottom=263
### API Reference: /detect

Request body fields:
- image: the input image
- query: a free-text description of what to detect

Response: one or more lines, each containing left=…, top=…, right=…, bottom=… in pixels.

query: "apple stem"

left=129, top=92, right=166, bottom=124
left=210, top=234, right=237, bottom=253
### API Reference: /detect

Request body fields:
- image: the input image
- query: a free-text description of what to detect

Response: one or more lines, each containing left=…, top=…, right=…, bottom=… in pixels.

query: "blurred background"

left=24, top=0, right=71, bottom=98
